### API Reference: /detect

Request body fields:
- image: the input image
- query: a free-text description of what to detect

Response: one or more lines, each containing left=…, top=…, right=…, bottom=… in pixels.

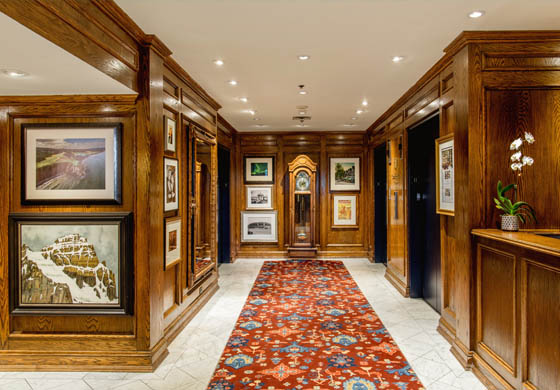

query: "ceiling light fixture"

left=255, top=124, right=268, bottom=128
left=1, top=68, right=28, bottom=77
left=344, top=124, right=356, bottom=127
left=239, top=97, right=248, bottom=103
left=228, top=80, right=238, bottom=86
left=299, top=111, right=306, bottom=115
left=392, top=56, right=405, bottom=63
left=213, top=59, right=224, bottom=66
left=298, top=84, right=307, bottom=95
left=253, top=117, right=261, bottom=121
left=356, top=109, right=363, bottom=115
left=245, top=109, right=256, bottom=115
left=468, top=10, right=485, bottom=18
left=362, top=100, right=368, bottom=107
left=298, top=55, right=310, bottom=61
left=351, top=117, right=358, bottom=120
left=299, top=90, right=307, bottom=95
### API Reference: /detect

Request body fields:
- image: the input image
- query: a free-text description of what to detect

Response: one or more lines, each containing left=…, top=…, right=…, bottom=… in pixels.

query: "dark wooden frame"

left=164, top=157, right=180, bottom=212
left=329, top=156, right=361, bottom=192
left=164, top=116, right=177, bottom=153
left=8, top=212, right=134, bottom=315
left=21, top=123, right=123, bottom=205
left=243, top=155, right=275, bottom=184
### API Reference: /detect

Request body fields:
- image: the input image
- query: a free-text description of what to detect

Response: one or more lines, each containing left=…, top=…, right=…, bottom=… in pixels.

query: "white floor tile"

left=0, top=258, right=487, bottom=390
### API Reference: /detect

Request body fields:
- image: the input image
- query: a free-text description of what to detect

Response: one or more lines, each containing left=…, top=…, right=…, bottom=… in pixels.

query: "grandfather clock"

left=287, top=155, right=318, bottom=258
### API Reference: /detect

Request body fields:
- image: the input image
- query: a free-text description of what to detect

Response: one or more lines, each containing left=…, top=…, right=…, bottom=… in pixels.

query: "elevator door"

left=374, top=144, right=387, bottom=264
left=408, top=115, right=441, bottom=312
left=218, top=145, right=231, bottom=263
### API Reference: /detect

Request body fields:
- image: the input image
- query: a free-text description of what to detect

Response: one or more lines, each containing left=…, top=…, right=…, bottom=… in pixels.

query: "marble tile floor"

left=0, top=259, right=487, bottom=390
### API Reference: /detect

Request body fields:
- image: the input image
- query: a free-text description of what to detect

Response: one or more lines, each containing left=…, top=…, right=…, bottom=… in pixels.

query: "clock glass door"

left=294, top=171, right=311, bottom=245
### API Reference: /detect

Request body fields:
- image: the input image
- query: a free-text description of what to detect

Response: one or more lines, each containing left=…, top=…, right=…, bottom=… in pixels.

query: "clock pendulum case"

left=287, top=155, right=318, bottom=258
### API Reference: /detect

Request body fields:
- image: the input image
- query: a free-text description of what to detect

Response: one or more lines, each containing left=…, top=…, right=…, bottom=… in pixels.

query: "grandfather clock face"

left=295, top=171, right=310, bottom=192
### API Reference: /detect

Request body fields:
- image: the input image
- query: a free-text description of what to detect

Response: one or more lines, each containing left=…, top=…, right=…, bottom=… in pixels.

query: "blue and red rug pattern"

left=207, top=260, right=424, bottom=389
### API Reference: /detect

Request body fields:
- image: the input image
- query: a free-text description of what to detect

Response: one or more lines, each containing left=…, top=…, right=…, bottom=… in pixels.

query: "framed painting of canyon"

left=8, top=213, right=133, bottom=315
left=22, top=123, right=122, bottom=204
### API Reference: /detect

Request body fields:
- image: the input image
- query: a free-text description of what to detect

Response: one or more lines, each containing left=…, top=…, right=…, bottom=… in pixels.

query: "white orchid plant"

left=509, top=132, right=535, bottom=173
left=494, top=132, right=537, bottom=224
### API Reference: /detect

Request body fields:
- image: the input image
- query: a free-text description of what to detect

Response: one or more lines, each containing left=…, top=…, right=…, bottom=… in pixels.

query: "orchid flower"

left=510, top=151, right=522, bottom=162
left=522, top=156, right=534, bottom=166
left=524, top=132, right=535, bottom=144
left=510, top=138, right=523, bottom=150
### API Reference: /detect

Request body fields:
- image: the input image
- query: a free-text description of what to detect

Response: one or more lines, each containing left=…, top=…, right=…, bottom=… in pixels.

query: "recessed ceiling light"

left=344, top=124, right=356, bottom=127
left=245, top=109, right=256, bottom=115
left=351, top=117, right=358, bottom=120
left=299, top=90, right=307, bottom=95
left=213, top=59, right=224, bottom=66
left=296, top=124, right=309, bottom=128
left=362, top=100, right=368, bottom=107
left=255, top=124, right=269, bottom=128
left=239, top=97, right=248, bottom=103
left=392, top=56, right=405, bottom=63
left=253, top=117, right=261, bottom=121
left=468, top=10, right=485, bottom=18
left=299, top=111, right=307, bottom=115
left=356, top=109, right=363, bottom=114
left=228, top=80, right=238, bottom=86
left=2, top=68, right=28, bottom=77
left=298, top=55, right=310, bottom=61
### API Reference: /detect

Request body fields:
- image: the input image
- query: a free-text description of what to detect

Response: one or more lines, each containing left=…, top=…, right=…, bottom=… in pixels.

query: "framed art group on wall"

left=241, top=155, right=277, bottom=243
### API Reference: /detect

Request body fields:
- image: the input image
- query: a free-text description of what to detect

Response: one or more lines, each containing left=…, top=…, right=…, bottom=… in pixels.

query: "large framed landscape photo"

left=241, top=211, right=278, bottom=243
left=8, top=213, right=133, bottom=315
left=330, top=157, right=360, bottom=192
left=22, top=123, right=122, bottom=204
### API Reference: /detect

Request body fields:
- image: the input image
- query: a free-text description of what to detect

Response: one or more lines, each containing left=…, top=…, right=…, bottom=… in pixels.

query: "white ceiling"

left=0, top=12, right=134, bottom=96
left=115, top=0, right=560, bottom=132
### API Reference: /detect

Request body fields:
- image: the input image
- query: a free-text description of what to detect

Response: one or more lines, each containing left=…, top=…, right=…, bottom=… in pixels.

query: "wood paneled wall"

left=367, top=31, right=560, bottom=390
left=0, top=0, right=221, bottom=371
left=231, top=132, right=370, bottom=259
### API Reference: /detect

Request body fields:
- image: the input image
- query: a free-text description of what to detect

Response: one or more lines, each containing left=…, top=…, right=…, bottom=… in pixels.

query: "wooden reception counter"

left=471, top=229, right=560, bottom=390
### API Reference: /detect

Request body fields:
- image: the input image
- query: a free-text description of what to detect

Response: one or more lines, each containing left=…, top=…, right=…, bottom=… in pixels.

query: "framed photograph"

left=8, top=212, right=133, bottom=315
left=246, top=185, right=273, bottom=209
left=244, top=156, right=274, bottom=184
left=164, top=157, right=179, bottom=212
left=241, top=211, right=278, bottom=243
left=436, top=134, right=455, bottom=216
left=330, top=157, right=360, bottom=192
left=165, top=217, right=181, bottom=269
left=333, top=195, right=357, bottom=226
left=164, top=116, right=177, bottom=153
left=22, top=123, right=122, bottom=204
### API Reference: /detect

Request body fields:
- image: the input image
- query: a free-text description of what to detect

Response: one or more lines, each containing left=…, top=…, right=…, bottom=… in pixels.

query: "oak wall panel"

left=233, top=132, right=369, bottom=259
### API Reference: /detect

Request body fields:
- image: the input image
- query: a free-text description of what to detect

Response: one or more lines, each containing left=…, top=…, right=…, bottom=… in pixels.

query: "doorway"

left=218, top=145, right=231, bottom=264
left=407, top=114, right=441, bottom=312
left=374, top=143, right=387, bottom=265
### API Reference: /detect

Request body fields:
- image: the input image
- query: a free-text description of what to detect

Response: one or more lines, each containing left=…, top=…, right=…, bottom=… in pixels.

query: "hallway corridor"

left=0, top=260, right=485, bottom=390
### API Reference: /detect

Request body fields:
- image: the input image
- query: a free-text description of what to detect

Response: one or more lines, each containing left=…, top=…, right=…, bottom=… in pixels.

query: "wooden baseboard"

left=436, top=316, right=456, bottom=345
left=471, top=352, right=514, bottom=390
left=384, top=267, right=409, bottom=297
left=450, top=338, right=474, bottom=369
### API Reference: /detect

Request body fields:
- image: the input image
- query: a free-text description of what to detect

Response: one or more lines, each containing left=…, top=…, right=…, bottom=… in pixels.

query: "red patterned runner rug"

left=207, top=260, right=424, bottom=390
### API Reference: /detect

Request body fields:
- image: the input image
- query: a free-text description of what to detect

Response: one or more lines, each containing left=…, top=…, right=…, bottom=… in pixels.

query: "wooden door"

left=386, top=133, right=408, bottom=296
